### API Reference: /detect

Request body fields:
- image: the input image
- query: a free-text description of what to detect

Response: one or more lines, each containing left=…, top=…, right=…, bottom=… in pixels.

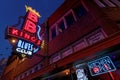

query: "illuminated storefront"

left=31, top=44, right=120, bottom=80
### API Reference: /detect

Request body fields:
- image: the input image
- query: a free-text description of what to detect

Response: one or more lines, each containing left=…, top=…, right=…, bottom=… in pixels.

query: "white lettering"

left=17, top=40, right=33, bottom=51
left=16, top=48, right=32, bottom=55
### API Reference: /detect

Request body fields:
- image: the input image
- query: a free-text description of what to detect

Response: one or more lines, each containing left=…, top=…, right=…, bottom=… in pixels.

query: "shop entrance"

left=33, top=44, right=120, bottom=80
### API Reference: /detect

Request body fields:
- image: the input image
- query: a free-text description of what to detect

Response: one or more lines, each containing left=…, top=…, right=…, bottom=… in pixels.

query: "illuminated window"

left=58, top=20, right=65, bottom=33
left=65, top=13, right=75, bottom=27
left=74, top=5, right=87, bottom=18
left=51, top=28, right=56, bottom=39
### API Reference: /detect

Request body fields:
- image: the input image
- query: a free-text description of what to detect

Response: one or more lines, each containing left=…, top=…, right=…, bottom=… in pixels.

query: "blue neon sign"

left=15, top=39, right=40, bottom=57
left=87, top=56, right=116, bottom=76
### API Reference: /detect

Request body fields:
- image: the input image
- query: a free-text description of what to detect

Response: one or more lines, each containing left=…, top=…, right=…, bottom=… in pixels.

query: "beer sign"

left=87, top=56, right=116, bottom=76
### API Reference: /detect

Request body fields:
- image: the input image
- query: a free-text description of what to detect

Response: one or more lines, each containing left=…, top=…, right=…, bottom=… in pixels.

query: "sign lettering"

left=7, top=27, right=41, bottom=46
left=23, top=20, right=37, bottom=33
left=27, top=11, right=38, bottom=22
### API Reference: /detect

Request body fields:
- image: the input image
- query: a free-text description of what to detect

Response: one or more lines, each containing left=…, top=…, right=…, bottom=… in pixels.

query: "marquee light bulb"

left=64, top=69, right=70, bottom=75
left=11, top=38, right=17, bottom=44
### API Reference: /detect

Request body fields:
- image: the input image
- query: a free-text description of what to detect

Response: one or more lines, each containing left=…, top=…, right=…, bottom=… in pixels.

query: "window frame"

left=57, top=18, right=66, bottom=34
left=50, top=24, right=57, bottom=41
left=64, top=9, right=76, bottom=28
left=49, top=9, right=77, bottom=41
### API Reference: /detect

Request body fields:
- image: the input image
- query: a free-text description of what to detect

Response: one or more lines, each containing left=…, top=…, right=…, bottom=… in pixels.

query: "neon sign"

left=87, top=56, right=116, bottom=76
left=15, top=39, right=39, bottom=57
left=23, top=12, right=38, bottom=34
left=7, top=27, right=41, bottom=46
left=6, top=6, right=42, bottom=58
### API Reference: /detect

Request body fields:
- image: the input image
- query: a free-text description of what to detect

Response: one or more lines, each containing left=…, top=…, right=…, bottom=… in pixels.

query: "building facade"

left=1, top=0, right=120, bottom=80
left=0, top=58, right=8, bottom=78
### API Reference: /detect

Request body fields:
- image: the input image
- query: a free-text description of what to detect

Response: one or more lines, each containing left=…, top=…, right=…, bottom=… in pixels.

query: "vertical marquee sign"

left=5, top=6, right=42, bottom=58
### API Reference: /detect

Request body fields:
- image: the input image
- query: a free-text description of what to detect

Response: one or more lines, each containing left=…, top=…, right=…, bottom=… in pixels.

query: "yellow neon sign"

left=25, top=5, right=41, bottom=18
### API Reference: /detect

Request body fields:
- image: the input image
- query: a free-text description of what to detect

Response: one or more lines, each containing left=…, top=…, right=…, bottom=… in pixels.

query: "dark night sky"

left=0, top=0, right=64, bottom=60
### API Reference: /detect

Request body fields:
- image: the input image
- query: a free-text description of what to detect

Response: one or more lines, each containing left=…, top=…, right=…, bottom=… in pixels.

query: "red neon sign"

left=7, top=27, right=41, bottom=46
left=23, top=19, right=37, bottom=33
left=93, top=67, right=100, bottom=73
left=6, top=6, right=42, bottom=57
left=27, top=11, right=38, bottom=22
left=23, top=11, right=38, bottom=34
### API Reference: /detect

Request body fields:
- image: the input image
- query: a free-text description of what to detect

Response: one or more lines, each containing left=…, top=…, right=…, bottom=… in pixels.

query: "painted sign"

left=87, top=56, right=116, bottom=76
left=6, top=6, right=42, bottom=58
